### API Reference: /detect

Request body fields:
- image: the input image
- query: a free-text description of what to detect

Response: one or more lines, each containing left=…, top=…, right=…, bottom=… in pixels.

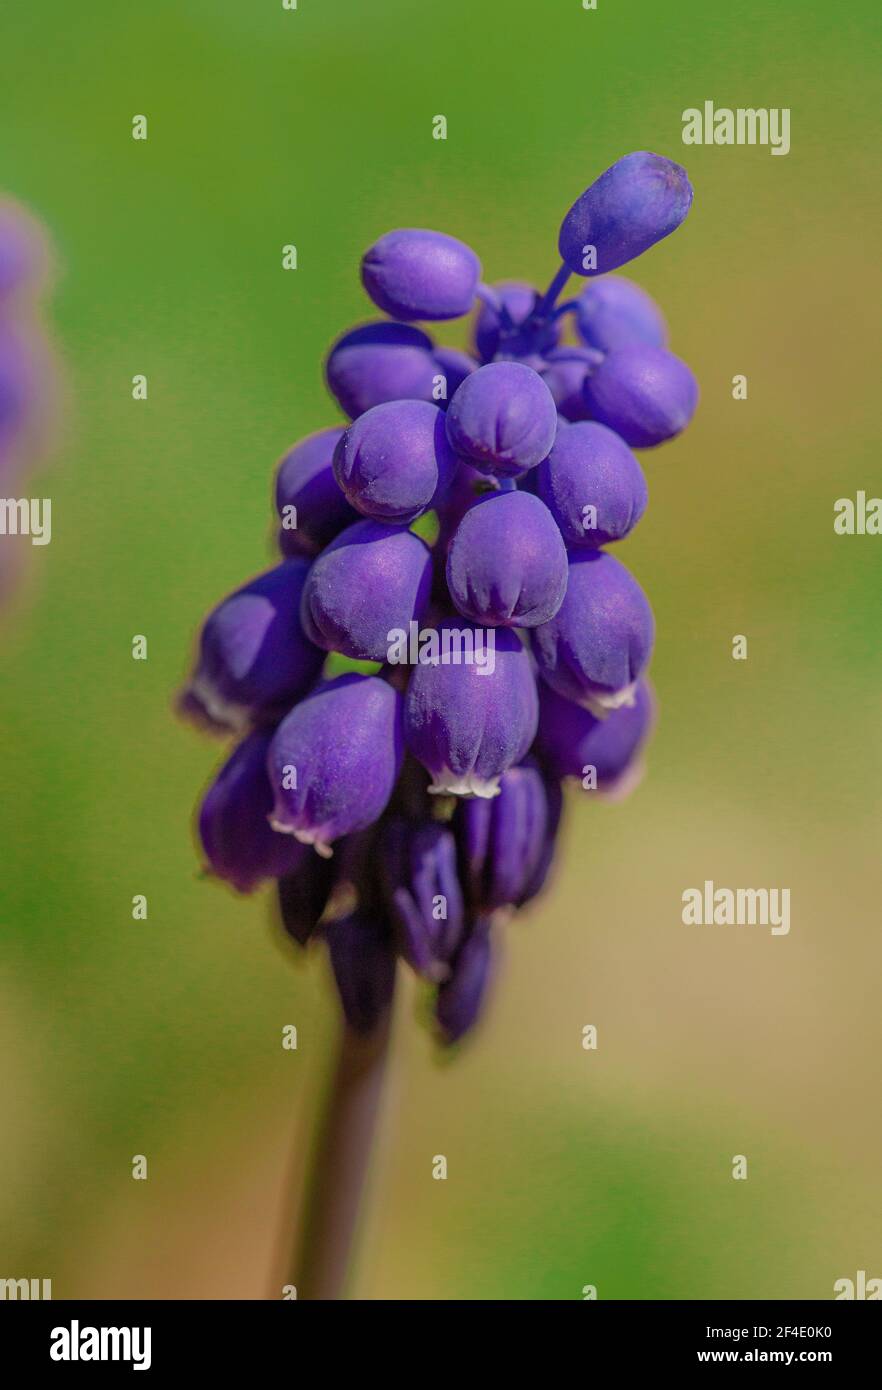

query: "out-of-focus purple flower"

left=361, top=229, right=481, bottom=321
left=454, top=759, right=553, bottom=910
left=445, top=361, right=558, bottom=478
left=559, top=152, right=693, bottom=276
left=182, top=560, right=324, bottom=732
left=532, top=550, right=655, bottom=713
left=333, top=399, right=458, bottom=524
left=536, top=420, right=648, bottom=547
left=537, top=678, right=655, bottom=791
left=300, top=519, right=433, bottom=662
left=574, top=275, right=668, bottom=353
left=0, top=201, right=46, bottom=303
left=380, top=818, right=465, bottom=979
left=268, top=674, right=404, bottom=856
left=583, top=343, right=698, bottom=448
left=326, top=911, right=397, bottom=1033
left=275, top=427, right=358, bottom=557
left=199, top=729, right=312, bottom=893
left=405, top=622, right=538, bottom=797
left=435, top=922, right=493, bottom=1043
left=325, top=321, right=438, bottom=420
left=446, top=489, right=568, bottom=627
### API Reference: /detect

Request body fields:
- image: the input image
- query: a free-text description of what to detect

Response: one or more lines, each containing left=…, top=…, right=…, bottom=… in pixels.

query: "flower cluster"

left=0, top=199, right=52, bottom=598
left=181, top=152, right=697, bottom=1043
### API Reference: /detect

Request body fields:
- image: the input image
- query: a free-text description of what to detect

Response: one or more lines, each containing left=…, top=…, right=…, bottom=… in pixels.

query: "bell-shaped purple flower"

left=472, top=281, right=560, bottom=361
left=539, top=346, right=602, bottom=423
left=333, top=400, right=458, bottom=524
left=326, top=912, right=397, bottom=1034
left=536, top=420, right=648, bottom=547
left=300, top=519, right=432, bottom=662
left=361, top=228, right=481, bottom=322
left=446, top=489, right=567, bottom=627
left=537, top=678, right=655, bottom=792
left=445, top=361, right=558, bottom=478
left=435, top=923, right=493, bottom=1043
left=199, top=729, right=311, bottom=893
left=583, top=343, right=698, bottom=448
left=454, top=759, right=554, bottom=910
left=532, top=550, right=654, bottom=713
left=275, top=427, right=359, bottom=557
left=380, top=818, right=465, bottom=980
left=268, top=674, right=404, bottom=855
left=325, top=321, right=438, bottom=420
left=559, top=152, right=693, bottom=276
left=405, top=622, right=538, bottom=798
left=574, top=275, right=667, bottom=353
left=182, top=560, right=325, bottom=732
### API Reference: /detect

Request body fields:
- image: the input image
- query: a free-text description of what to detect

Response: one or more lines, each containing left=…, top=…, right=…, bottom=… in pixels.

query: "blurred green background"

left=1, top=0, right=880, bottom=1299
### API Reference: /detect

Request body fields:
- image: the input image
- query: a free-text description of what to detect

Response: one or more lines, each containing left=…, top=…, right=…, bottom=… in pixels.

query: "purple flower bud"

left=333, top=400, right=458, bottom=524
left=432, top=345, right=478, bottom=405
left=380, top=818, right=465, bottom=979
left=183, top=560, right=324, bottom=732
left=583, top=344, right=699, bottom=448
left=326, top=911, right=397, bottom=1034
left=268, top=674, right=404, bottom=855
left=445, top=361, right=558, bottom=478
left=325, top=321, right=438, bottom=420
left=436, top=923, right=493, bottom=1043
left=361, top=229, right=481, bottom=321
left=199, top=730, right=311, bottom=893
left=446, top=489, right=568, bottom=627
left=277, top=853, right=337, bottom=947
left=472, top=281, right=560, bottom=361
left=536, top=421, right=648, bottom=547
left=532, top=550, right=654, bottom=713
left=455, top=760, right=553, bottom=910
left=275, top=428, right=359, bottom=558
left=517, top=776, right=564, bottom=906
left=405, top=622, right=539, bottom=797
left=559, top=152, right=693, bottom=276
left=538, top=346, right=602, bottom=423
left=574, top=275, right=667, bottom=353
left=537, top=678, right=655, bottom=791
left=300, top=519, right=432, bottom=662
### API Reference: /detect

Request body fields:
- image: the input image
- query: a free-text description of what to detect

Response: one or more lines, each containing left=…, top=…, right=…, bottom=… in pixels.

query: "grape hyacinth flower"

left=178, top=151, right=697, bottom=1300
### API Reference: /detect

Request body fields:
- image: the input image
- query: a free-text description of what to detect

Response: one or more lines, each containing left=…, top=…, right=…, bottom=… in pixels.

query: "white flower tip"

left=428, top=770, right=501, bottom=799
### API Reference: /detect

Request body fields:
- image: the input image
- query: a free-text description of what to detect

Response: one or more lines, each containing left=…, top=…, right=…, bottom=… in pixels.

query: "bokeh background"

left=1, top=0, right=880, bottom=1300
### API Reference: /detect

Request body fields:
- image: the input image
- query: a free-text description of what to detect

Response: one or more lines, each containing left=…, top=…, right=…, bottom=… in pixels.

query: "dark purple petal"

left=327, top=912, right=397, bottom=1034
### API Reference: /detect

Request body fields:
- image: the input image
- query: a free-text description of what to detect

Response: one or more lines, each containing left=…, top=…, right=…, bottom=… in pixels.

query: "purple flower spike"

left=268, top=674, right=404, bottom=856
left=446, top=489, right=568, bottom=627
left=472, top=281, right=559, bottom=361
left=325, top=321, right=438, bottom=420
left=300, top=519, right=432, bottom=662
left=455, top=760, right=552, bottom=910
left=539, top=346, right=602, bottom=423
left=380, top=818, right=465, bottom=980
left=537, top=679, right=655, bottom=791
left=445, top=361, right=558, bottom=478
left=436, top=924, right=493, bottom=1043
left=333, top=400, right=458, bottom=524
left=405, top=622, right=538, bottom=798
left=559, top=151, right=693, bottom=276
left=537, top=421, right=648, bottom=547
left=327, top=912, right=397, bottom=1034
left=532, top=549, right=655, bottom=714
left=574, top=275, right=668, bottom=354
left=361, top=229, right=481, bottom=322
left=199, top=730, right=311, bottom=894
left=583, top=343, right=699, bottom=448
left=275, top=427, right=359, bottom=558
left=183, top=560, right=324, bottom=733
